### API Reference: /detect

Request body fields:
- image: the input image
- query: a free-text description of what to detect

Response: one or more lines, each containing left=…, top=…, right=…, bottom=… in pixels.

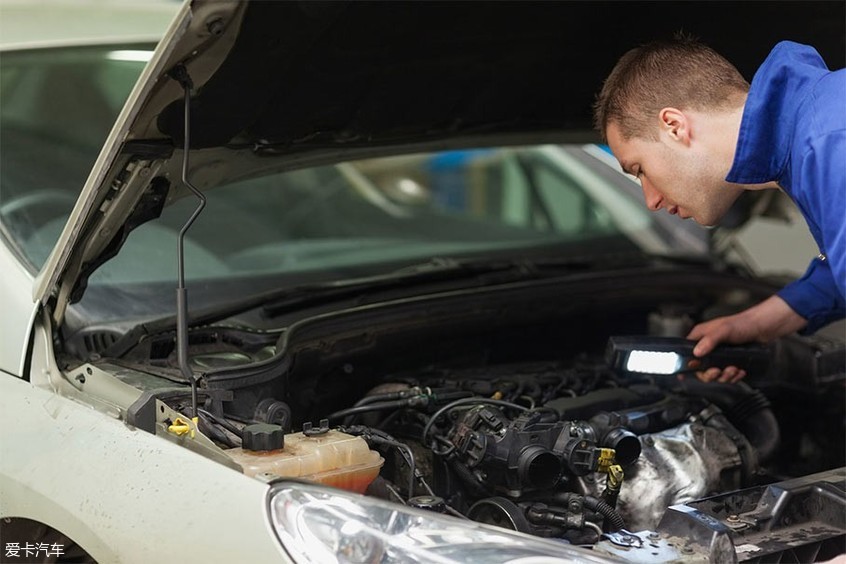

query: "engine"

left=108, top=285, right=845, bottom=560
left=316, top=360, right=778, bottom=541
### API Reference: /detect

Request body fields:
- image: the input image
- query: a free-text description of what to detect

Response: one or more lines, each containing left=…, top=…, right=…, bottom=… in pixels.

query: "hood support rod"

left=173, top=64, right=206, bottom=424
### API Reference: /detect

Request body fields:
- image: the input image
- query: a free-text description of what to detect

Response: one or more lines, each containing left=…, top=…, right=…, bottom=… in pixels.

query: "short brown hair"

left=593, top=34, right=749, bottom=141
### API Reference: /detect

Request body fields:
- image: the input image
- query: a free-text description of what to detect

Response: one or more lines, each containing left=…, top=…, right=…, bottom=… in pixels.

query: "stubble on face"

left=679, top=149, right=743, bottom=227
left=606, top=122, right=741, bottom=227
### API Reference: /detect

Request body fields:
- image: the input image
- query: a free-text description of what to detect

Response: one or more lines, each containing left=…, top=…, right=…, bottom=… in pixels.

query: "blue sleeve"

left=777, top=127, right=846, bottom=333
left=778, top=258, right=845, bottom=333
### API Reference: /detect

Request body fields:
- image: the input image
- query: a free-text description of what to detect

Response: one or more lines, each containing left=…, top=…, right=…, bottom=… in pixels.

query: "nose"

left=641, top=179, right=662, bottom=211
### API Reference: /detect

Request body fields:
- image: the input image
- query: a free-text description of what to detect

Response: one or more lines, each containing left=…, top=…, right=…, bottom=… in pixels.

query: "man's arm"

left=777, top=256, right=846, bottom=333
left=691, top=114, right=845, bottom=382
left=686, top=295, right=807, bottom=382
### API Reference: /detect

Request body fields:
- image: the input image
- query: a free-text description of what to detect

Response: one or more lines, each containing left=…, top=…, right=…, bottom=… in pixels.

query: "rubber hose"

left=675, top=380, right=780, bottom=463
left=449, top=459, right=492, bottom=498
left=737, top=407, right=780, bottom=463
left=327, top=399, right=410, bottom=423
left=583, top=495, right=626, bottom=531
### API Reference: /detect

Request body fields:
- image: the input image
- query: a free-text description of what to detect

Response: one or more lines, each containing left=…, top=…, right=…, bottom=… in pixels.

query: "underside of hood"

left=153, top=1, right=845, bottom=152
left=34, top=0, right=844, bottom=321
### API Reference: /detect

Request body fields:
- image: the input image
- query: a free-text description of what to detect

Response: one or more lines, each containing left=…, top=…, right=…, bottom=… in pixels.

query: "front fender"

left=0, top=317, right=288, bottom=563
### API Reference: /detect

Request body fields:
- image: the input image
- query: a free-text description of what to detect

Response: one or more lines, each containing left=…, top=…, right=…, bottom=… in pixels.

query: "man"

left=593, top=36, right=845, bottom=382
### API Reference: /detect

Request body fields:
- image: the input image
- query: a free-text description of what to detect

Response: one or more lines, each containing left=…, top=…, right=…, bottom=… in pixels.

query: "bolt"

left=727, top=514, right=739, bottom=523
left=206, top=17, right=225, bottom=36
left=648, top=532, right=660, bottom=540
left=75, top=374, right=86, bottom=384
left=682, top=546, right=695, bottom=554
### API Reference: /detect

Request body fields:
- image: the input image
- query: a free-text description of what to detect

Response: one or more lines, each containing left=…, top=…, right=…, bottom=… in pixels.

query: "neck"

left=686, top=100, right=747, bottom=186
left=743, top=180, right=782, bottom=191
left=710, top=103, right=746, bottom=168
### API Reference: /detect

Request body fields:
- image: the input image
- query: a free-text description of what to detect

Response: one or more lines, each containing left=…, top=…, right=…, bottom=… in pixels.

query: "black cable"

left=354, top=392, right=409, bottom=408
left=373, top=408, right=403, bottom=430
left=368, top=436, right=416, bottom=498
left=340, top=426, right=436, bottom=500
left=344, top=392, right=409, bottom=425
left=198, top=408, right=243, bottom=438
left=196, top=412, right=240, bottom=448
left=328, top=399, right=411, bottom=423
left=583, top=495, right=625, bottom=532
left=421, top=397, right=529, bottom=447
left=431, top=434, right=456, bottom=457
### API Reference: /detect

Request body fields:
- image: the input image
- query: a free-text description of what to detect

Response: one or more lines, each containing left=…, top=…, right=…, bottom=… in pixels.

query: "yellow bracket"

left=168, top=416, right=198, bottom=439
left=597, top=447, right=617, bottom=472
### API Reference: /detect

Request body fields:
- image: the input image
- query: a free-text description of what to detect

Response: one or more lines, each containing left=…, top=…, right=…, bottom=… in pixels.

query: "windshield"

left=0, top=45, right=706, bottom=329
left=62, top=143, right=698, bottom=325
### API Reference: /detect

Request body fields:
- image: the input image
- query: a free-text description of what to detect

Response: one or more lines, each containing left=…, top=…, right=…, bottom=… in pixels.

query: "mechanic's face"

left=606, top=114, right=741, bottom=227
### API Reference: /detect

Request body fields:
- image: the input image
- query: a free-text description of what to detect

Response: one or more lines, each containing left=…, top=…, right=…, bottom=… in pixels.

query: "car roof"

left=0, top=0, right=178, bottom=51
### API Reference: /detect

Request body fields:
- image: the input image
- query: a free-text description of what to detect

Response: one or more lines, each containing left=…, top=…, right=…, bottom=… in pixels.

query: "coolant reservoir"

left=227, top=426, right=383, bottom=494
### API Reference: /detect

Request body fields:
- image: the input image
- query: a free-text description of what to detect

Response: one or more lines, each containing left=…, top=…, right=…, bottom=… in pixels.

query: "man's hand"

left=686, top=295, right=807, bottom=382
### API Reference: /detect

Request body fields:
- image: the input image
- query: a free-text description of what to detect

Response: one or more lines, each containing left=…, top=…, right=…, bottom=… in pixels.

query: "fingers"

left=696, top=367, right=722, bottom=382
left=686, top=322, right=709, bottom=341
left=695, top=366, right=746, bottom=383
left=692, top=335, right=719, bottom=358
left=717, top=366, right=743, bottom=383
left=687, top=322, right=724, bottom=358
left=687, top=312, right=754, bottom=385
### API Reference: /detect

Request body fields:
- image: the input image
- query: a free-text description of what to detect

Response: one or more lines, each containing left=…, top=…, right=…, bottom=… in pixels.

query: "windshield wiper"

left=260, top=251, right=645, bottom=317
left=104, top=246, right=659, bottom=360
left=104, top=254, right=618, bottom=357
left=257, top=256, right=556, bottom=317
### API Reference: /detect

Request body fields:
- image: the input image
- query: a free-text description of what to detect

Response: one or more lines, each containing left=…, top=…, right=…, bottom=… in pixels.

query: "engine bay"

left=73, top=269, right=846, bottom=560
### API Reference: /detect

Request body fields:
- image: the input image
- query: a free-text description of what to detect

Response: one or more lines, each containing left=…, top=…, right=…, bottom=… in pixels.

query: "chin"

left=693, top=208, right=726, bottom=227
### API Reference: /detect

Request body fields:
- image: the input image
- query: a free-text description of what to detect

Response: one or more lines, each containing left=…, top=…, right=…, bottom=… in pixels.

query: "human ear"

left=658, top=107, right=690, bottom=145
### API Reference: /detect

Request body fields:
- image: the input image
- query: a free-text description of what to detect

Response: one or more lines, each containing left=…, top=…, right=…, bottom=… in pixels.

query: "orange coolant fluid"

left=227, top=429, right=384, bottom=493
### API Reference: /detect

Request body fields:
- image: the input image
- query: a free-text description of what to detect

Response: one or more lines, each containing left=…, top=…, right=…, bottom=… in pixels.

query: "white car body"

left=1, top=2, right=843, bottom=563
left=0, top=3, right=637, bottom=561
left=0, top=2, right=284, bottom=561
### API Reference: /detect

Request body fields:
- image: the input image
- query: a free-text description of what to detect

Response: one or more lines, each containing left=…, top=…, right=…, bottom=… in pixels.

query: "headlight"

left=268, top=481, right=617, bottom=563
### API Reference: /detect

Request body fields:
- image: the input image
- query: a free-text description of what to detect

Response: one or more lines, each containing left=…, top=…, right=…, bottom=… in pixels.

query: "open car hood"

left=34, top=0, right=845, bottom=321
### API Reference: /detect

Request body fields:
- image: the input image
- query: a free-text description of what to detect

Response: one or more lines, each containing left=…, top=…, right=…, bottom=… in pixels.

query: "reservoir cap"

left=243, top=423, right=285, bottom=451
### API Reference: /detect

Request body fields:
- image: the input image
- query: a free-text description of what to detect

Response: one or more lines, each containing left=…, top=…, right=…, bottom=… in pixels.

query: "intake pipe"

left=674, top=380, right=780, bottom=463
